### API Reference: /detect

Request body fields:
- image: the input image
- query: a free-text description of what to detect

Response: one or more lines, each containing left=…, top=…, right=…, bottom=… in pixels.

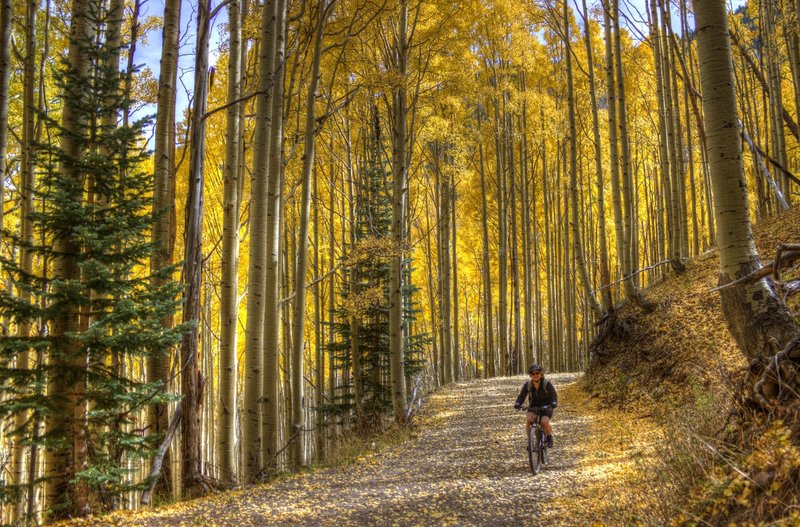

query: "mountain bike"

left=518, top=405, right=550, bottom=475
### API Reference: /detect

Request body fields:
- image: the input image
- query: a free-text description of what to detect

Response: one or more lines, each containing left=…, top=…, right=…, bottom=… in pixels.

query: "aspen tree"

left=121, top=0, right=141, bottom=132
left=148, top=0, right=181, bottom=496
left=477, top=108, right=495, bottom=378
left=99, top=0, right=126, bottom=498
left=423, top=187, right=440, bottom=385
left=541, top=132, right=555, bottom=370
left=21, top=4, right=49, bottom=521
left=564, top=0, right=603, bottom=319
left=680, top=0, right=700, bottom=257
left=792, top=0, right=800, bottom=150
left=451, top=178, right=462, bottom=380
left=291, top=0, right=335, bottom=467
left=389, top=0, right=409, bottom=420
left=602, top=0, right=625, bottom=296
left=651, top=0, right=679, bottom=274
left=435, top=144, right=453, bottom=384
left=688, top=22, right=715, bottom=246
left=508, top=109, right=523, bottom=373
left=663, top=4, right=689, bottom=259
left=695, top=0, right=798, bottom=403
left=761, top=0, right=790, bottom=200
left=180, top=0, right=212, bottom=495
left=242, top=0, right=276, bottom=479
left=580, top=0, right=613, bottom=313
left=264, top=0, right=287, bottom=470
left=659, top=0, right=683, bottom=271
left=11, top=0, right=37, bottom=518
left=556, top=144, right=565, bottom=368
left=346, top=113, right=363, bottom=423
left=218, top=0, right=243, bottom=483
left=0, top=0, right=9, bottom=238
left=612, top=0, right=643, bottom=300
left=493, top=94, right=509, bottom=375
left=327, top=134, right=336, bottom=441
left=519, top=86, right=536, bottom=367
left=532, top=145, right=544, bottom=361
left=314, top=162, right=324, bottom=460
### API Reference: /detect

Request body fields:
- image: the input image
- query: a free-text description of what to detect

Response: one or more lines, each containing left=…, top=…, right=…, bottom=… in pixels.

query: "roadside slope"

left=585, top=206, right=800, bottom=526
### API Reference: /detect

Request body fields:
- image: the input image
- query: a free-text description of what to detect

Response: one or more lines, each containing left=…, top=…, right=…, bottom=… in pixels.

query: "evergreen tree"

left=327, top=108, right=425, bottom=428
left=0, top=0, right=183, bottom=517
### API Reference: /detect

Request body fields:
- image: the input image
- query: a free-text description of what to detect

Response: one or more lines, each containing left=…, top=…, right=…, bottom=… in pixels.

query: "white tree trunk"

left=147, top=0, right=181, bottom=498
left=0, top=0, right=10, bottom=238
left=263, top=0, right=287, bottom=469
left=242, top=0, right=277, bottom=482
left=695, top=0, right=797, bottom=393
left=389, top=0, right=409, bottom=421
left=218, top=0, right=243, bottom=483
left=291, top=0, right=332, bottom=467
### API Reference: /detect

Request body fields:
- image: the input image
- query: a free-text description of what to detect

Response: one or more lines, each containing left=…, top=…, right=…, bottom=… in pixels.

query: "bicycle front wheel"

left=528, top=428, right=542, bottom=475
left=539, top=436, right=547, bottom=466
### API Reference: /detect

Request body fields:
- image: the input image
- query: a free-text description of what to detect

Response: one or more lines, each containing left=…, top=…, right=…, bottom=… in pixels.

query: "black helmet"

left=528, top=364, right=543, bottom=374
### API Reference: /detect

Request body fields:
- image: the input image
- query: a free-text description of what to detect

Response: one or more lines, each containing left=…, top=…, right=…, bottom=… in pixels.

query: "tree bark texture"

left=478, top=130, right=495, bottom=378
left=389, top=0, right=409, bottom=421
left=242, top=0, right=277, bottom=482
left=46, top=0, right=94, bottom=517
left=218, top=0, right=243, bottom=483
left=565, top=0, right=603, bottom=319
left=148, top=0, right=181, bottom=497
left=695, top=0, right=797, bottom=398
left=11, top=0, right=37, bottom=518
left=180, top=0, right=210, bottom=495
left=581, top=0, right=613, bottom=313
left=263, top=0, right=287, bottom=469
left=0, top=0, right=10, bottom=239
left=290, top=0, right=332, bottom=467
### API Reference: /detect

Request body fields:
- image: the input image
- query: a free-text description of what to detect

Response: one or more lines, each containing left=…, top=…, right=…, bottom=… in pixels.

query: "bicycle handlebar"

left=517, top=405, right=551, bottom=413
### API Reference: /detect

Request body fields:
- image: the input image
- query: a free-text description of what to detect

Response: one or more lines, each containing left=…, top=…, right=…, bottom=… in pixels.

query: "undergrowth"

left=322, top=423, right=419, bottom=468
left=584, top=207, right=800, bottom=525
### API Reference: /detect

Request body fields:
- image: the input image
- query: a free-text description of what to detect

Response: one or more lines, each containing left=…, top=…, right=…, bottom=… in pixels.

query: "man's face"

left=530, top=371, right=542, bottom=380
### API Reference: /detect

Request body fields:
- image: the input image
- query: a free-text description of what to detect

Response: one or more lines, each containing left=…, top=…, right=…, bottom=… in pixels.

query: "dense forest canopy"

left=0, top=0, right=798, bottom=523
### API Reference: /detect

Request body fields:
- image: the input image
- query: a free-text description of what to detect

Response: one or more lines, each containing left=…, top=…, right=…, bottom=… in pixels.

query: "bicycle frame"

left=520, top=406, right=549, bottom=475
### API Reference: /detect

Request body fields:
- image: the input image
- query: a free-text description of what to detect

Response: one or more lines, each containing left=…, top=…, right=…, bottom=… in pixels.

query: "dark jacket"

left=515, top=378, right=558, bottom=409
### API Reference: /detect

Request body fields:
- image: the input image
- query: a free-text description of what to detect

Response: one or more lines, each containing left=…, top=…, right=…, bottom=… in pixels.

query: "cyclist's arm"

left=549, top=381, right=558, bottom=408
left=514, top=382, right=528, bottom=407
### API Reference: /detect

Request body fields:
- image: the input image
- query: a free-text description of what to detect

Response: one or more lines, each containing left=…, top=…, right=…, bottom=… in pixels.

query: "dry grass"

left=583, top=207, right=800, bottom=526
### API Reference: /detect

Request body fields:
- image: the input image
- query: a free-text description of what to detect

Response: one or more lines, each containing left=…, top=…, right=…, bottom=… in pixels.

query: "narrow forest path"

left=62, top=374, right=665, bottom=527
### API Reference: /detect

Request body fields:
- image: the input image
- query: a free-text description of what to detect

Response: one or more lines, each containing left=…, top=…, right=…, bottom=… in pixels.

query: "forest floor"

left=57, top=374, right=667, bottom=527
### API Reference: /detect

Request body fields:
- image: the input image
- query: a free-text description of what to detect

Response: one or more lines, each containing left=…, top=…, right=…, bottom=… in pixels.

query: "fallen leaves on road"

left=54, top=373, right=667, bottom=527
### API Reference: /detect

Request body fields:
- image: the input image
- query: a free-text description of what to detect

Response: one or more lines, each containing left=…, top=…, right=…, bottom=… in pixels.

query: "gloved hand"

left=551, top=402, right=558, bottom=408
left=514, top=403, right=521, bottom=410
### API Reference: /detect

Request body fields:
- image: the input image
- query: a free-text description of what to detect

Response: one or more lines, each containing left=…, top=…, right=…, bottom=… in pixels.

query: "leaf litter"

left=55, top=373, right=666, bottom=527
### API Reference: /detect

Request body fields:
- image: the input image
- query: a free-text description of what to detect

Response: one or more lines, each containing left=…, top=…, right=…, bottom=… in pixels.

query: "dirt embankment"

left=585, top=207, right=800, bottom=526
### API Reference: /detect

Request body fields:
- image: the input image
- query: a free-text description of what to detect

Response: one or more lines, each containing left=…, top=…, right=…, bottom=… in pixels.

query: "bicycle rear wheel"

left=528, top=428, right=542, bottom=474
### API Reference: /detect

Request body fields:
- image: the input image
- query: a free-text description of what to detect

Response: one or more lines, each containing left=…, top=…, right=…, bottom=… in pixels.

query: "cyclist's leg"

left=540, top=415, right=553, bottom=436
left=526, top=411, right=537, bottom=437
left=541, top=414, right=554, bottom=447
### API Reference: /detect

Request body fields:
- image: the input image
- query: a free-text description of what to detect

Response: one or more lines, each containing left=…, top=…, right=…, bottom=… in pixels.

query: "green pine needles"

left=0, top=0, right=183, bottom=517
left=326, top=107, right=427, bottom=428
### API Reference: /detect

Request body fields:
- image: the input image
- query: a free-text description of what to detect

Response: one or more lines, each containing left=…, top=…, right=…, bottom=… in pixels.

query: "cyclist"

left=514, top=364, right=558, bottom=447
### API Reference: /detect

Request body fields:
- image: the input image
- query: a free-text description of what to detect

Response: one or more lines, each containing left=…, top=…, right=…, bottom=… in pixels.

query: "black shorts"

left=527, top=408, right=553, bottom=420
